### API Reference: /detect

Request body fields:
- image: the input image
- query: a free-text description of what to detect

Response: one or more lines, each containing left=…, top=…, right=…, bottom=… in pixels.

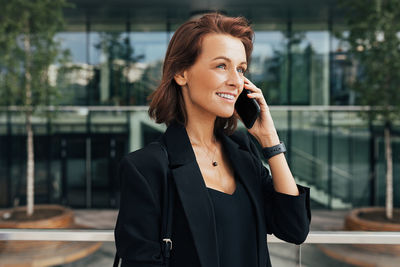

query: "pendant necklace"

left=191, top=136, right=219, bottom=167
left=210, top=142, right=218, bottom=167
left=201, top=137, right=218, bottom=167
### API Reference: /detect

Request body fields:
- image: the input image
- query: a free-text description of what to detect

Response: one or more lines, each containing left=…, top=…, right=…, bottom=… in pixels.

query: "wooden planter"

left=0, top=204, right=73, bottom=229
left=0, top=204, right=102, bottom=267
left=344, top=207, right=400, bottom=255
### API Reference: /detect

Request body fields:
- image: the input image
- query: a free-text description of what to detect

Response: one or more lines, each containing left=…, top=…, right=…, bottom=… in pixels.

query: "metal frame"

left=1, top=229, right=400, bottom=244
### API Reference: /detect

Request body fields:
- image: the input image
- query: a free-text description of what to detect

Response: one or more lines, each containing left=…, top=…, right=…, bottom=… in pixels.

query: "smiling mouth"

left=216, top=93, right=235, bottom=100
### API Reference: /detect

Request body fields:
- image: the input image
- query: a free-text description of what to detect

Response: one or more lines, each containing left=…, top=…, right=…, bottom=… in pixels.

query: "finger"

left=247, top=92, right=268, bottom=106
left=243, top=77, right=261, bottom=93
left=244, top=76, right=256, bottom=87
left=244, top=82, right=262, bottom=93
left=247, top=92, right=264, bottom=99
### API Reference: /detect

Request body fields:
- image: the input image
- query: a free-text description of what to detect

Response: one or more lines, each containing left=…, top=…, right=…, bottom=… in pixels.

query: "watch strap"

left=262, top=141, right=286, bottom=160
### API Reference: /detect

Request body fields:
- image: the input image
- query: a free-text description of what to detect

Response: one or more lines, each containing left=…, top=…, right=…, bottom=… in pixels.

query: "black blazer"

left=114, top=122, right=311, bottom=267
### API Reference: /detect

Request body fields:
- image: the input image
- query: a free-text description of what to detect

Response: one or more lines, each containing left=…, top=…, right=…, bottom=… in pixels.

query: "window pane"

left=251, top=31, right=287, bottom=105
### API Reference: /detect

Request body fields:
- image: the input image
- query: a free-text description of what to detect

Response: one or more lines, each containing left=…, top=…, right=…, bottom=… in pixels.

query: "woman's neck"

left=185, top=115, right=217, bottom=147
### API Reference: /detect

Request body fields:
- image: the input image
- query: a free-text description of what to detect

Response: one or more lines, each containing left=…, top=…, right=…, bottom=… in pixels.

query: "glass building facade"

left=0, top=0, right=399, bottom=210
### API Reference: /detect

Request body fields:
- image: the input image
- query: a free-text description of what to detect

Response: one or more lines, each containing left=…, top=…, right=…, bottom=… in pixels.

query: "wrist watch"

left=262, top=141, right=286, bottom=160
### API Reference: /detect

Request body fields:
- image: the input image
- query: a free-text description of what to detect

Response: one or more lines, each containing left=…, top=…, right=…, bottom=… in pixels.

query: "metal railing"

left=1, top=229, right=400, bottom=244
left=291, top=147, right=354, bottom=207
left=1, top=229, right=400, bottom=267
left=0, top=105, right=396, bottom=112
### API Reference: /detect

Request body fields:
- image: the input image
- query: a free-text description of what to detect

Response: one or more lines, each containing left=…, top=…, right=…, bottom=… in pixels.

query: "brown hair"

left=148, top=12, right=254, bottom=135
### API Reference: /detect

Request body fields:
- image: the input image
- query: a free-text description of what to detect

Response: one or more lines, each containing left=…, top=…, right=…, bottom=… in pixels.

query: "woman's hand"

left=237, top=77, right=299, bottom=196
left=238, top=77, right=280, bottom=148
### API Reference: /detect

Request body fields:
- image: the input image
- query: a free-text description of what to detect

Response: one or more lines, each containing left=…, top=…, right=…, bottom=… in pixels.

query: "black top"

left=206, top=175, right=258, bottom=267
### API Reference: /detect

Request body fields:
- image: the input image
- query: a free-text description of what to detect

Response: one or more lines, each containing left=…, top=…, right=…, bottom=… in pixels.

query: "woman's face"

left=176, top=33, right=247, bottom=120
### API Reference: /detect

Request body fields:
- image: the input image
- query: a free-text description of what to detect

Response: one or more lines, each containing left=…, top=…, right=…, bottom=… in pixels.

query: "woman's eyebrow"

left=211, top=56, right=247, bottom=66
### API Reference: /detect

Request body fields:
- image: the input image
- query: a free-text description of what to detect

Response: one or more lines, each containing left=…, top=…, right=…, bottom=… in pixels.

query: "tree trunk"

left=384, top=123, right=393, bottom=220
left=26, top=108, right=34, bottom=216
left=24, top=24, right=34, bottom=217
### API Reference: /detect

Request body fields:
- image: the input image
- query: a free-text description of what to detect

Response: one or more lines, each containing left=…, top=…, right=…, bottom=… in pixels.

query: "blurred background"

left=0, top=0, right=399, bottom=217
left=1, top=0, right=400, bottom=266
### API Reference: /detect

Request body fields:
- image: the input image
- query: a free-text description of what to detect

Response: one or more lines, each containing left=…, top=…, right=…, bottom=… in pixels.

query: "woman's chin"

left=216, top=110, right=235, bottom=118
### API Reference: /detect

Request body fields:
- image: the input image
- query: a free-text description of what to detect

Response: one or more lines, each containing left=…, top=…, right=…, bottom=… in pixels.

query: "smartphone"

left=235, top=89, right=260, bottom=129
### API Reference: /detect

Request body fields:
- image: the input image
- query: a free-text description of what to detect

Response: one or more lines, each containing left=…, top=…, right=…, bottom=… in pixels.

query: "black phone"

left=235, top=89, right=260, bottom=129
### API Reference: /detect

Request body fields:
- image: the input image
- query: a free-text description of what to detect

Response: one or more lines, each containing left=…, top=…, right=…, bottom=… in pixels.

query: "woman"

left=114, top=13, right=311, bottom=267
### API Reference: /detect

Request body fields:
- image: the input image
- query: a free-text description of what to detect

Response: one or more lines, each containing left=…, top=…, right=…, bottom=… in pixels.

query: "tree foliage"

left=338, top=0, right=400, bottom=123
left=337, top=0, right=400, bottom=219
left=0, top=0, right=72, bottom=108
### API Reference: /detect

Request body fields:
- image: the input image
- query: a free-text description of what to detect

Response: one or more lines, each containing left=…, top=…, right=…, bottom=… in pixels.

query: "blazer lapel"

left=163, top=122, right=266, bottom=267
left=219, top=132, right=267, bottom=267
left=163, top=122, right=220, bottom=267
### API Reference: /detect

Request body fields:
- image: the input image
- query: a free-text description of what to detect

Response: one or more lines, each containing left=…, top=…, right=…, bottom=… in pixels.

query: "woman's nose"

left=226, top=69, right=243, bottom=89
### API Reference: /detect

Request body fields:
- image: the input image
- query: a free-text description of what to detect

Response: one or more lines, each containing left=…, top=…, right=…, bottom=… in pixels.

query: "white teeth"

left=216, top=93, right=234, bottom=100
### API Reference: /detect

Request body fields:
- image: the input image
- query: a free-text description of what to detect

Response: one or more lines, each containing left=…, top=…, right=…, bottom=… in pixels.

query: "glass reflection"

left=251, top=31, right=287, bottom=105
left=53, top=31, right=167, bottom=106
left=290, top=30, right=330, bottom=105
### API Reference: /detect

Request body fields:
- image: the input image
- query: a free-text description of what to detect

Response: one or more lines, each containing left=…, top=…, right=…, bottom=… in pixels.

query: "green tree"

left=0, top=0, right=72, bottom=216
left=337, top=0, right=400, bottom=219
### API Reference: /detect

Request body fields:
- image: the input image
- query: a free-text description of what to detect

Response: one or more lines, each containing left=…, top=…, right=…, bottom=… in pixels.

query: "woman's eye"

left=217, top=64, right=226, bottom=69
left=237, top=67, right=246, bottom=73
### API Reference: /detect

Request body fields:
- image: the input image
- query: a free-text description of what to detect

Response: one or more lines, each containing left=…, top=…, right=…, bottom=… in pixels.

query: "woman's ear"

left=174, top=71, right=187, bottom=86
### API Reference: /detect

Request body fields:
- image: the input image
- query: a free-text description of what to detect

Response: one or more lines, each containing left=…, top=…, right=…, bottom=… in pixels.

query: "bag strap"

left=158, top=141, right=175, bottom=266
left=113, top=141, right=174, bottom=267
